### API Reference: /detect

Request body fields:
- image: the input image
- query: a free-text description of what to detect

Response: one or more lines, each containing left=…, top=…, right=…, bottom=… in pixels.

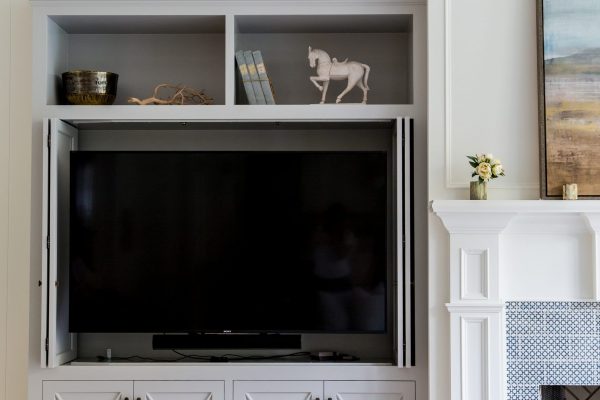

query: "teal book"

left=235, top=50, right=257, bottom=105
left=244, top=50, right=266, bottom=105
left=252, top=50, right=276, bottom=105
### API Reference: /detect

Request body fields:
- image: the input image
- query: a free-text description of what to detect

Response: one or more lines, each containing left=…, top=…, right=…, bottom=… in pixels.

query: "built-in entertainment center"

left=30, top=1, right=426, bottom=400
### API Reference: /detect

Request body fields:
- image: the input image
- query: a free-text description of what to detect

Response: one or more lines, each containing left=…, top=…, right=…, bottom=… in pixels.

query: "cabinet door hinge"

left=47, top=132, right=51, bottom=148
left=45, top=337, right=49, bottom=352
left=46, top=236, right=50, bottom=250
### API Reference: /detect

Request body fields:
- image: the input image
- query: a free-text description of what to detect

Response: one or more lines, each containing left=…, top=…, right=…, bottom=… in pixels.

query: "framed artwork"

left=538, top=0, right=600, bottom=198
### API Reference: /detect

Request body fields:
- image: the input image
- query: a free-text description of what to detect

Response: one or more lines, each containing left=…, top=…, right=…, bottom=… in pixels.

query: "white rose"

left=492, top=158, right=501, bottom=166
left=492, top=164, right=504, bottom=176
left=485, top=153, right=493, bottom=161
left=476, top=162, right=492, bottom=181
left=477, top=154, right=485, bottom=163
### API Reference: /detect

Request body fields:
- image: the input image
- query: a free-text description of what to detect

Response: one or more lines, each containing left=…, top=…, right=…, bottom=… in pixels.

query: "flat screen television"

left=70, top=151, right=388, bottom=334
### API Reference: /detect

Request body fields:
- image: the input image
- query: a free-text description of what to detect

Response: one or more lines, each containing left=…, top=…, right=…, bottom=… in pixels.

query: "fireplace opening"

left=541, top=386, right=600, bottom=400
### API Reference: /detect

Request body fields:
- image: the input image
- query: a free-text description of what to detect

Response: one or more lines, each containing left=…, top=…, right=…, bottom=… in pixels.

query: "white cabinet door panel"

left=42, top=118, right=79, bottom=368
left=234, top=381, right=323, bottom=400
left=395, top=116, right=414, bottom=368
left=325, top=381, right=415, bottom=400
left=43, top=381, right=133, bottom=400
left=134, top=381, right=224, bottom=400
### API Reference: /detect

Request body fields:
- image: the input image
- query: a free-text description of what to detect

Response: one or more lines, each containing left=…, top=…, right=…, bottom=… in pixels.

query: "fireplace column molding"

left=434, top=205, right=515, bottom=400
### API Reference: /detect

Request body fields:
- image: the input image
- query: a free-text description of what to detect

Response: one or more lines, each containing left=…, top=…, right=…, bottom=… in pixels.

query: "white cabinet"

left=134, top=381, right=225, bottom=400
left=234, top=381, right=323, bottom=400
left=43, top=381, right=226, bottom=400
left=36, top=0, right=418, bottom=374
left=43, top=381, right=133, bottom=400
left=324, top=381, right=415, bottom=400
left=43, top=380, right=415, bottom=400
left=234, top=381, right=415, bottom=400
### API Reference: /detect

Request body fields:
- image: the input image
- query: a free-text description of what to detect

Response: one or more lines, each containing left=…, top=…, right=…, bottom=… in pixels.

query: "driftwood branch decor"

left=128, top=84, right=214, bottom=105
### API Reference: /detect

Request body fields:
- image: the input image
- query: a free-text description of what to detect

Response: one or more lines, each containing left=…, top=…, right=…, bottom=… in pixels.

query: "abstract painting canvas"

left=539, top=0, right=600, bottom=198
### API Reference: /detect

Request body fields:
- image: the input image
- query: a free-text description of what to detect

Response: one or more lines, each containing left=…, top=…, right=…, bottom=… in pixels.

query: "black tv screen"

left=70, top=151, right=388, bottom=333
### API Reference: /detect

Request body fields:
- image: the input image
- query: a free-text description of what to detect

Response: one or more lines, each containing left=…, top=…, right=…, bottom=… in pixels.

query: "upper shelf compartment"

left=46, top=15, right=226, bottom=105
left=234, top=14, right=413, bottom=105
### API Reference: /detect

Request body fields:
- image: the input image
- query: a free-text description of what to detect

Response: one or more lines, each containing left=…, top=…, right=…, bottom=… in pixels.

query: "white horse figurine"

left=308, top=46, right=370, bottom=104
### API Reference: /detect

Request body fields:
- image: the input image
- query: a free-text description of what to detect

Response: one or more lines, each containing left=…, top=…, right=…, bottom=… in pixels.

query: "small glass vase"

left=470, top=181, right=487, bottom=200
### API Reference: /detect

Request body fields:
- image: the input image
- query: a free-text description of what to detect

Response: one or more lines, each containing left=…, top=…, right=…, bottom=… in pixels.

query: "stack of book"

left=235, top=50, right=276, bottom=105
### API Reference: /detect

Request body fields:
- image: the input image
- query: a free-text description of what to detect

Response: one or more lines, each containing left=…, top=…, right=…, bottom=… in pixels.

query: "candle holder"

left=562, top=183, right=578, bottom=200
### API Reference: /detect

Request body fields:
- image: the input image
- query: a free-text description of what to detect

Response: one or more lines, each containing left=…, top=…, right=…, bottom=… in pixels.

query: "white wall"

left=429, top=0, right=539, bottom=201
left=0, top=1, right=32, bottom=400
left=428, top=0, right=540, bottom=399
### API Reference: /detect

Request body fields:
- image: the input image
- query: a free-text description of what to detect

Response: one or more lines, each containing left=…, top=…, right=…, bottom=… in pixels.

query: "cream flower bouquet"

left=467, top=153, right=505, bottom=183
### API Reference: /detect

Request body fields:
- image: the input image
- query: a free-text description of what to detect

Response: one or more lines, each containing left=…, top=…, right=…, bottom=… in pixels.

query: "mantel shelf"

left=42, top=104, right=416, bottom=122
left=432, top=200, right=600, bottom=235
left=432, top=199, right=600, bottom=215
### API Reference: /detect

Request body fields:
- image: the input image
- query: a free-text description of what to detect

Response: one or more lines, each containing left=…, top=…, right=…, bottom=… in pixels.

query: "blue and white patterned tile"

left=544, top=336, right=570, bottom=360
left=507, top=385, right=533, bottom=400
left=571, top=302, right=600, bottom=310
left=507, top=361, right=526, bottom=384
left=507, top=340, right=519, bottom=359
left=521, top=363, right=544, bottom=382
left=544, top=362, right=570, bottom=385
left=515, top=385, right=540, bottom=400
left=545, top=312, right=569, bottom=335
left=594, top=313, right=600, bottom=335
left=568, top=362, right=597, bottom=384
left=506, top=301, right=600, bottom=400
left=589, top=340, right=600, bottom=359
left=579, top=318, right=597, bottom=335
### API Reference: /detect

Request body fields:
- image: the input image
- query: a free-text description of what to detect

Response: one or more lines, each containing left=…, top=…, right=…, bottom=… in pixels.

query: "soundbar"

left=152, top=334, right=302, bottom=350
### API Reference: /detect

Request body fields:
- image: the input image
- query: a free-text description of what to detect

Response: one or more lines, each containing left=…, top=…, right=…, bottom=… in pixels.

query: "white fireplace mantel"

left=434, top=199, right=600, bottom=231
left=432, top=200, right=600, bottom=400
